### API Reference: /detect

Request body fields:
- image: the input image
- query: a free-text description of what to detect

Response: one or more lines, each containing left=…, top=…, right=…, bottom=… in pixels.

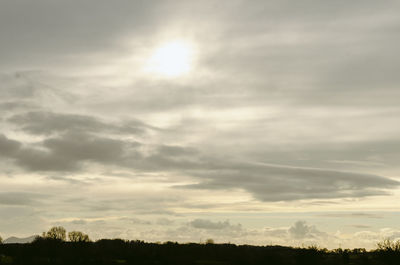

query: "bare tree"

left=68, top=231, right=90, bottom=242
left=377, top=238, right=400, bottom=251
left=44, top=226, right=66, bottom=241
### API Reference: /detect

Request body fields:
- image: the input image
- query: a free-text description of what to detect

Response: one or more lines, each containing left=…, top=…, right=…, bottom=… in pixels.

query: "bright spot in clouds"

left=145, top=41, right=194, bottom=77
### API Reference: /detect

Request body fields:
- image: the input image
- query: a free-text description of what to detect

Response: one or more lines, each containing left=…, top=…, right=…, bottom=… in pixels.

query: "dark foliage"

left=0, top=239, right=399, bottom=265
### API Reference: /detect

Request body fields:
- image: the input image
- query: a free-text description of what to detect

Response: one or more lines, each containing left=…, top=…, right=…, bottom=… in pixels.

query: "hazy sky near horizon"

left=1, top=0, right=400, bottom=249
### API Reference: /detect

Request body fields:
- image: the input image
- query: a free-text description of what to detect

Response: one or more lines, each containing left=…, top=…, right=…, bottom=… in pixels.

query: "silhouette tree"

left=205, top=238, right=215, bottom=244
left=0, top=235, right=2, bottom=244
left=44, top=226, right=66, bottom=241
left=377, top=238, right=400, bottom=251
left=68, top=231, right=90, bottom=242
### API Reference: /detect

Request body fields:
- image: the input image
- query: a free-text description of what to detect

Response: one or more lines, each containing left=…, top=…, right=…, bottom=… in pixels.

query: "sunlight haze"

left=0, top=0, right=399, bottom=250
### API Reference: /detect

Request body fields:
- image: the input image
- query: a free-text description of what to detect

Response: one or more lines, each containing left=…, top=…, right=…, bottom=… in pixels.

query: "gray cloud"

left=189, top=219, right=241, bottom=231
left=0, top=101, right=37, bottom=113
left=180, top=162, right=399, bottom=201
left=156, top=218, right=175, bottom=226
left=289, top=221, right=326, bottom=239
left=349, top=225, right=372, bottom=229
left=0, top=0, right=172, bottom=70
left=0, top=192, right=45, bottom=206
left=2, top=126, right=398, bottom=201
left=317, top=213, right=384, bottom=219
left=0, top=134, right=21, bottom=157
left=70, top=219, right=88, bottom=225
left=8, top=111, right=151, bottom=136
left=60, top=192, right=182, bottom=216
left=0, top=132, right=135, bottom=172
left=125, top=217, right=152, bottom=226
left=0, top=73, right=38, bottom=99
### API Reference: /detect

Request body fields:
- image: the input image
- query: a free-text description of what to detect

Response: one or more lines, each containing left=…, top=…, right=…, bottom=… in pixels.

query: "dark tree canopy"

left=43, top=226, right=66, bottom=241
left=68, top=231, right=90, bottom=242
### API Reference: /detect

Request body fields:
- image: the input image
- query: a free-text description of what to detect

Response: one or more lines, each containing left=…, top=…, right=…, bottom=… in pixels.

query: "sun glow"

left=145, top=41, right=194, bottom=77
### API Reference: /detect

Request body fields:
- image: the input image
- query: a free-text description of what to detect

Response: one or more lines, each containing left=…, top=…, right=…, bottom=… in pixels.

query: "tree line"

left=1, top=227, right=400, bottom=265
left=40, top=226, right=90, bottom=242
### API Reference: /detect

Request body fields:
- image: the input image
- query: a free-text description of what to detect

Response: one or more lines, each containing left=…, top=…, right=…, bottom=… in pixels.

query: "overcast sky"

left=1, top=0, right=400, bottom=249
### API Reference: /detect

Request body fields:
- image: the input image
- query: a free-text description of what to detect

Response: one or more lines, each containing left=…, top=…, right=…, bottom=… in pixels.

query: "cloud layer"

left=1, top=0, right=400, bottom=247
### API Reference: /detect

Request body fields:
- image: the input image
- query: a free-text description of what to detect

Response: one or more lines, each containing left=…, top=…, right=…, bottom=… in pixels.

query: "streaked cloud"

left=0, top=0, right=400, bottom=248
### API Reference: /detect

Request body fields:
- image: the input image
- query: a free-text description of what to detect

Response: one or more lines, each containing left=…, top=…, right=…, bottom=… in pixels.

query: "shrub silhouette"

left=205, top=238, right=215, bottom=244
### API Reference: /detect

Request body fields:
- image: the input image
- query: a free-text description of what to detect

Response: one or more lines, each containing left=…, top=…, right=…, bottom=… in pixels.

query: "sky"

left=1, top=0, right=400, bottom=249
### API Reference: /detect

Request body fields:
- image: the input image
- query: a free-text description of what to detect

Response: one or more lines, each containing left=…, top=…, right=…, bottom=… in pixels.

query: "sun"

left=145, top=41, right=194, bottom=77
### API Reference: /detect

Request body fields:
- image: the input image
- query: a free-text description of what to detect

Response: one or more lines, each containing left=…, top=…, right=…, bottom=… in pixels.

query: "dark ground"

left=1, top=239, right=399, bottom=265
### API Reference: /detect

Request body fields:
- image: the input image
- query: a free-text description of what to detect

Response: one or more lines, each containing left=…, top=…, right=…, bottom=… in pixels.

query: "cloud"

left=0, top=0, right=172, bottom=69
left=189, top=219, right=242, bottom=231
left=0, top=134, right=21, bottom=157
left=0, top=192, right=45, bottom=206
left=156, top=218, right=175, bottom=226
left=180, top=161, right=399, bottom=201
left=351, top=229, right=400, bottom=246
left=70, top=219, right=88, bottom=225
left=119, top=217, right=152, bottom=225
left=1, top=0, right=400, bottom=246
left=2, top=126, right=398, bottom=202
left=0, top=132, right=136, bottom=172
left=317, top=213, right=384, bottom=219
left=349, top=225, right=372, bottom=229
left=0, top=101, right=37, bottom=113
left=288, top=221, right=326, bottom=239
left=0, top=206, right=47, bottom=237
left=8, top=111, right=150, bottom=136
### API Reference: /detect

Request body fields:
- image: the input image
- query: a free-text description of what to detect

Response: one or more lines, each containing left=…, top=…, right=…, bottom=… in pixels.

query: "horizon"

left=1, top=0, right=400, bottom=250
left=0, top=227, right=398, bottom=251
